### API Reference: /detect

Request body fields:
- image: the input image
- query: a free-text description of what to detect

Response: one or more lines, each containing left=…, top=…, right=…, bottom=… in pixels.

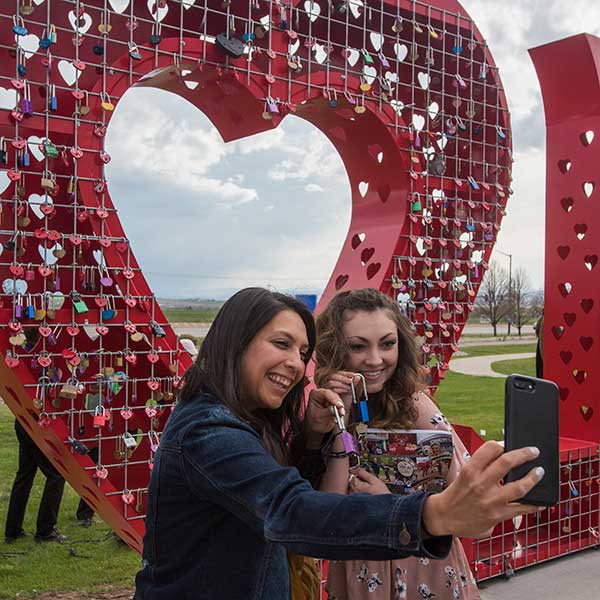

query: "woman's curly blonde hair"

left=315, top=288, right=422, bottom=429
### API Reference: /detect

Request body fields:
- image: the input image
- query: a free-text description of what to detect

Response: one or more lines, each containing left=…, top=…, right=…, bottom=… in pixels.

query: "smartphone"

left=504, top=374, right=559, bottom=506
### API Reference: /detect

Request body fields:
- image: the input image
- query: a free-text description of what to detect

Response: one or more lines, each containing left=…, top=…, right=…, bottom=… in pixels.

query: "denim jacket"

left=135, top=393, right=451, bottom=600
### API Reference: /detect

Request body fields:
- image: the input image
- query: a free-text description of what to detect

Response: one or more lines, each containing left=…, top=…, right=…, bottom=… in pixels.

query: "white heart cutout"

left=58, top=61, right=81, bottom=87
left=289, top=39, right=300, bottom=56
left=436, top=134, right=448, bottom=151
left=385, top=72, right=399, bottom=84
left=304, top=1, right=321, bottom=22
left=397, top=293, right=411, bottom=305
left=584, top=182, right=594, bottom=198
left=369, top=32, right=384, bottom=52
left=47, top=291, right=66, bottom=310
left=182, top=0, right=197, bottom=8
left=459, top=232, right=472, bottom=249
left=29, top=194, right=50, bottom=219
left=417, top=72, right=431, bottom=90
left=93, top=249, right=106, bottom=267
left=412, top=114, right=425, bottom=132
left=377, top=152, right=384, bottom=164
left=184, top=81, right=200, bottom=90
left=513, top=515, right=523, bottom=530
left=358, top=181, right=369, bottom=197
left=16, top=34, right=40, bottom=59
left=348, top=0, right=363, bottom=19
left=68, top=10, right=93, bottom=35
left=358, top=233, right=366, bottom=243
left=454, top=274, right=468, bottom=285
left=584, top=130, right=594, bottom=145
left=84, top=321, right=100, bottom=342
left=28, top=136, right=46, bottom=162
left=363, top=66, right=377, bottom=85
left=415, top=238, right=426, bottom=256
left=0, top=170, right=10, bottom=194
left=345, top=48, right=360, bottom=67
left=109, top=0, right=130, bottom=12
left=0, top=242, right=3, bottom=257
left=427, top=102, right=440, bottom=120
left=39, top=243, right=62, bottom=266
left=2, top=278, right=28, bottom=295
left=394, top=43, right=408, bottom=62
left=432, top=189, right=445, bottom=203
left=390, top=100, right=404, bottom=116
left=472, top=250, right=483, bottom=263
left=0, top=86, right=18, bottom=110
left=313, top=43, right=328, bottom=64
left=147, top=0, right=169, bottom=22
left=33, top=0, right=45, bottom=5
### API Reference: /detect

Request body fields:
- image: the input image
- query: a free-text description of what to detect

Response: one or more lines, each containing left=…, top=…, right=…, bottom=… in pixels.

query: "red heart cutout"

left=561, top=197, right=574, bottom=213
left=116, top=242, right=129, bottom=254
left=557, top=245, right=570, bottom=260
left=361, top=247, right=375, bottom=263
left=559, top=387, right=570, bottom=402
left=580, top=337, right=594, bottom=351
left=581, top=298, right=594, bottom=314
left=552, top=325, right=565, bottom=340
left=335, top=274, right=349, bottom=290
left=580, top=405, right=594, bottom=421
left=366, top=262, right=381, bottom=280
left=572, top=369, right=587, bottom=384
left=584, top=254, right=598, bottom=270
left=564, top=313, right=576, bottom=327
left=560, top=350, right=573, bottom=364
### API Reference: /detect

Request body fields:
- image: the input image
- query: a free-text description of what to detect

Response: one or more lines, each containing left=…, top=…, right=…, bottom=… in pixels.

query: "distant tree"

left=511, top=267, right=531, bottom=336
left=476, top=262, right=509, bottom=336
left=527, top=288, right=545, bottom=334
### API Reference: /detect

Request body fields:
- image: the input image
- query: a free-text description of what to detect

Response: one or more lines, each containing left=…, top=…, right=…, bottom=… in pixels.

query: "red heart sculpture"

left=0, top=0, right=512, bottom=558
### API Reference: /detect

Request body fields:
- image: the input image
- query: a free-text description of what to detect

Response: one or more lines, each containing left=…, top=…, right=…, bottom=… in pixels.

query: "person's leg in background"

left=4, top=421, right=37, bottom=542
left=33, top=441, right=66, bottom=542
left=76, top=446, right=99, bottom=526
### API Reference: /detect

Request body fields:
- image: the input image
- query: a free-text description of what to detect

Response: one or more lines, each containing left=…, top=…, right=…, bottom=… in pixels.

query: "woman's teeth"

left=267, top=373, right=292, bottom=390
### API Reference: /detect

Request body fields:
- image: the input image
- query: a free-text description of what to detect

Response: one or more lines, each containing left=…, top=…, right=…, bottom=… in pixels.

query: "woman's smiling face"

left=342, top=309, right=399, bottom=394
left=240, top=310, right=309, bottom=411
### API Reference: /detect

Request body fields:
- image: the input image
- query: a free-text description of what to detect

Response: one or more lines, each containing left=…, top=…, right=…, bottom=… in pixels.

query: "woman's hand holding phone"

left=422, top=441, right=545, bottom=539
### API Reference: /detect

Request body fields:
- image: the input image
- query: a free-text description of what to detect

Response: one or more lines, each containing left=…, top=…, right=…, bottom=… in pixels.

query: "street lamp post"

left=496, top=250, right=513, bottom=335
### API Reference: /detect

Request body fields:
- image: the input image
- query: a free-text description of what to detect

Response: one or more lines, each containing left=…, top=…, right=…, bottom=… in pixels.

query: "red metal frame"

left=0, top=0, right=518, bottom=566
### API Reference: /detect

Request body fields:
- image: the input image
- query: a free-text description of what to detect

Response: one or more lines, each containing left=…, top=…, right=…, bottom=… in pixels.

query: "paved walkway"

left=479, top=547, right=600, bottom=599
left=450, top=353, right=536, bottom=378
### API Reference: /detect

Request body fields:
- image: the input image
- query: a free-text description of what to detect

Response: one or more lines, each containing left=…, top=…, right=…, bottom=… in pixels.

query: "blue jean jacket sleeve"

left=179, top=409, right=451, bottom=561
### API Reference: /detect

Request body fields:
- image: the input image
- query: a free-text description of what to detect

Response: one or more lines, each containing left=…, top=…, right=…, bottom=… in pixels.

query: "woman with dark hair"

left=135, top=287, right=543, bottom=600
left=316, top=288, right=482, bottom=599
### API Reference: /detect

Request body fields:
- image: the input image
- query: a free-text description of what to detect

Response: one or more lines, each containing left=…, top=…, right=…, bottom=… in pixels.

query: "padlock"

left=13, top=15, right=28, bottom=36
left=351, top=373, right=370, bottom=424
left=49, top=85, right=58, bottom=111
left=361, top=49, right=374, bottom=65
left=93, top=406, right=108, bottom=427
left=150, top=22, right=161, bottom=45
left=71, top=291, right=89, bottom=314
left=25, top=294, right=34, bottom=319
left=59, top=378, right=79, bottom=401
left=327, top=89, right=339, bottom=109
left=21, top=84, right=33, bottom=116
left=150, top=321, right=166, bottom=338
left=40, top=171, right=56, bottom=190
left=332, top=405, right=360, bottom=466
left=42, top=140, right=59, bottom=159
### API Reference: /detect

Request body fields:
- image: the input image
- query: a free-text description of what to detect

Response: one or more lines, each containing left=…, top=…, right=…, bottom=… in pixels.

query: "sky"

left=105, top=0, right=600, bottom=300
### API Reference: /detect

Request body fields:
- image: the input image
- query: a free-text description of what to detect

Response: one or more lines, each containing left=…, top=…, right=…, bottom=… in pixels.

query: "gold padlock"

left=41, top=171, right=56, bottom=190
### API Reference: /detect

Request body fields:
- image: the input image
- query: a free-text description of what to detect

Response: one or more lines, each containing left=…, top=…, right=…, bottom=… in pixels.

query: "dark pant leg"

left=34, top=447, right=66, bottom=537
left=76, top=446, right=99, bottom=521
left=4, top=422, right=38, bottom=538
left=536, top=343, right=544, bottom=379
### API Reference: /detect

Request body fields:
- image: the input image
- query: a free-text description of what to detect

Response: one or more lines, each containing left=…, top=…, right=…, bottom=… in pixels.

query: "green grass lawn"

left=161, top=308, right=219, bottom=323
left=459, top=343, right=536, bottom=357
left=491, top=357, right=536, bottom=378
left=435, top=372, right=504, bottom=441
left=0, top=406, right=140, bottom=598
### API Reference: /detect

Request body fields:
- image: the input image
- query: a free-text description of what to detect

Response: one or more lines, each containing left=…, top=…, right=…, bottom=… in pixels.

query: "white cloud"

left=305, top=183, right=325, bottom=193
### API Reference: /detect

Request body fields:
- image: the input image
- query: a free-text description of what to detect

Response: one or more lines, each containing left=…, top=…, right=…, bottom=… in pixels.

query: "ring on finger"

left=348, top=474, right=356, bottom=485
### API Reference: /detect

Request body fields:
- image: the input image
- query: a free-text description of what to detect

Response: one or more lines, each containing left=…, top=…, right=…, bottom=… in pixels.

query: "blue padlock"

left=13, top=16, right=28, bottom=36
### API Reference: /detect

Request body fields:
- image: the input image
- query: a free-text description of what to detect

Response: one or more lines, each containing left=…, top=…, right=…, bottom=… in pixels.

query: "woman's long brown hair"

left=315, top=288, right=422, bottom=429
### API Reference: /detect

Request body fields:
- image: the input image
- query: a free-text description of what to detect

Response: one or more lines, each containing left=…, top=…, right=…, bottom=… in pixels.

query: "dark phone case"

left=504, top=374, right=559, bottom=506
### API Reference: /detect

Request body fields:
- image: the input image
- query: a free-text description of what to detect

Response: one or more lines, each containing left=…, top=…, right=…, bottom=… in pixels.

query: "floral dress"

left=326, top=393, right=480, bottom=600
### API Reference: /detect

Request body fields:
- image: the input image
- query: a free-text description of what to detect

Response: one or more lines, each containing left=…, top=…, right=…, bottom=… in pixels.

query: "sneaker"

left=78, top=518, right=92, bottom=528
left=4, top=530, right=27, bottom=544
left=34, top=528, right=67, bottom=543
